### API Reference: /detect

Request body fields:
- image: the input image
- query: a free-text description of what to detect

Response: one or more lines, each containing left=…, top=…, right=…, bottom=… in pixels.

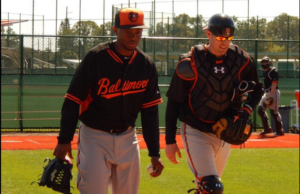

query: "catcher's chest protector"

left=189, top=44, right=249, bottom=123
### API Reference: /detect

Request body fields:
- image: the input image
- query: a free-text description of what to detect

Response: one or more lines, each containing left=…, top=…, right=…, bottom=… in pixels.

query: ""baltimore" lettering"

left=97, top=78, right=149, bottom=95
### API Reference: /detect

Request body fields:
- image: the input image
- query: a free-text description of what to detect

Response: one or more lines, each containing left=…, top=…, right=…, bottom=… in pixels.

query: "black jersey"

left=262, top=67, right=279, bottom=91
left=58, top=41, right=163, bottom=156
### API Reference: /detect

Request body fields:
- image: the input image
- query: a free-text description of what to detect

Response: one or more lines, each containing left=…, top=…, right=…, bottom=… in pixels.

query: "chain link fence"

left=1, top=34, right=299, bottom=132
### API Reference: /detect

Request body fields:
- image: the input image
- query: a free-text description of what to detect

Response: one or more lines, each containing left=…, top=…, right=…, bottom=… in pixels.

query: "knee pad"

left=258, top=106, right=266, bottom=117
left=197, top=175, right=223, bottom=194
left=270, top=109, right=280, bottom=121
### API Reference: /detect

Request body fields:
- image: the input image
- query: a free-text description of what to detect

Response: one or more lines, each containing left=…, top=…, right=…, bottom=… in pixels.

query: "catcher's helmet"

left=203, top=13, right=235, bottom=36
left=261, top=56, right=272, bottom=69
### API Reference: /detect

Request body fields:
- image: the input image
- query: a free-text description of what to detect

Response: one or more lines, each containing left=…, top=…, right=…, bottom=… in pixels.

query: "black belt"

left=109, top=126, right=133, bottom=135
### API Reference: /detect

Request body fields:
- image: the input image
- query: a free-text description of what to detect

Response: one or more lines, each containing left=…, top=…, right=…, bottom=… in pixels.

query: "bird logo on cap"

left=129, top=12, right=139, bottom=22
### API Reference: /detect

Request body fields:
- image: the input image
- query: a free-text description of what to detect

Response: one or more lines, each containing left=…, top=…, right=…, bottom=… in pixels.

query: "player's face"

left=261, top=61, right=271, bottom=70
left=206, top=30, right=232, bottom=57
left=114, top=27, right=143, bottom=55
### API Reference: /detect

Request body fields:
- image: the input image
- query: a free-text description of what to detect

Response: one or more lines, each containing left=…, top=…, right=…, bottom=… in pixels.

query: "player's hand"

left=265, top=97, right=274, bottom=106
left=165, top=143, right=182, bottom=164
left=53, top=143, right=73, bottom=161
left=150, top=157, right=164, bottom=178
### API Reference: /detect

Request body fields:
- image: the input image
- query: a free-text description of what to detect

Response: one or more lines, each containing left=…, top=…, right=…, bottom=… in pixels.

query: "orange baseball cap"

left=114, top=8, right=148, bottom=29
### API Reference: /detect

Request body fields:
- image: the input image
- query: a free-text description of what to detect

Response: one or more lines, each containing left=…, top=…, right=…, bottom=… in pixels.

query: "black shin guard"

left=270, top=109, right=283, bottom=133
left=188, top=176, right=223, bottom=194
left=258, top=106, right=270, bottom=131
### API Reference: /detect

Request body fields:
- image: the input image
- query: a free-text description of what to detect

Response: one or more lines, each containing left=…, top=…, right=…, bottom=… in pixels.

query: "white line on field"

left=275, top=140, right=295, bottom=144
left=25, top=139, right=40, bottom=144
left=248, top=139, right=268, bottom=142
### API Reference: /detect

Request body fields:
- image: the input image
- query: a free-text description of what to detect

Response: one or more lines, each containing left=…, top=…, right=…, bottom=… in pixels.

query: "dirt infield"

left=1, top=132, right=299, bottom=150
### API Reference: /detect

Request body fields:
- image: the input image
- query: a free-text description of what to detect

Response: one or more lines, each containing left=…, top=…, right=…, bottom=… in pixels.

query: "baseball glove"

left=231, top=80, right=256, bottom=109
left=212, top=108, right=253, bottom=145
left=31, top=157, right=73, bottom=194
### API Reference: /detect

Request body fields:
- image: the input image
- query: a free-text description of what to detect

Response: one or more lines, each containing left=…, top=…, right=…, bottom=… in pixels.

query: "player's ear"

left=112, top=26, right=118, bottom=36
left=205, top=30, right=211, bottom=39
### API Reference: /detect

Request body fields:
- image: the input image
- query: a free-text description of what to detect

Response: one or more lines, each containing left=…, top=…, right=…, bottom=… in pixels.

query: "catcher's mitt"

left=31, top=157, right=73, bottom=194
left=231, top=80, right=256, bottom=109
left=212, top=108, right=253, bottom=145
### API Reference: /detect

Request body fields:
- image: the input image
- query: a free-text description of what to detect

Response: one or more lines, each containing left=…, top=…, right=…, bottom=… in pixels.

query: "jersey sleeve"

left=65, top=51, right=96, bottom=103
left=165, top=99, right=181, bottom=144
left=165, top=66, right=190, bottom=144
left=141, top=105, right=160, bottom=157
left=141, top=62, right=163, bottom=108
left=58, top=99, right=80, bottom=144
left=58, top=51, right=97, bottom=143
left=270, top=69, right=279, bottom=82
left=141, top=61, right=162, bottom=157
left=166, top=70, right=190, bottom=103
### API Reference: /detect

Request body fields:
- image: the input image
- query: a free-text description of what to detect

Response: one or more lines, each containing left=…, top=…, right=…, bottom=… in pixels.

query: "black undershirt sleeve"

left=57, top=98, right=80, bottom=144
left=141, top=105, right=160, bottom=157
left=165, top=99, right=181, bottom=144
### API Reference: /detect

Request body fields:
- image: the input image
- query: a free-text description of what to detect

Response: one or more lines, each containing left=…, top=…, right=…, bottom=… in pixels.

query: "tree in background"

left=97, top=22, right=112, bottom=36
left=57, top=17, right=78, bottom=66
left=2, top=13, right=299, bottom=72
left=72, top=20, right=100, bottom=59
left=267, top=13, right=299, bottom=57
left=2, top=27, right=20, bottom=49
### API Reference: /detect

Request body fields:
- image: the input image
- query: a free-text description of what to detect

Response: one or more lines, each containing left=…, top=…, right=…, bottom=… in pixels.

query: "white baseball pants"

left=76, top=123, right=140, bottom=194
left=180, top=123, right=231, bottom=184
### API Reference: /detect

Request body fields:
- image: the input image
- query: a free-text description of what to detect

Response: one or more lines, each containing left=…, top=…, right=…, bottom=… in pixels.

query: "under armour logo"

left=214, top=67, right=225, bottom=74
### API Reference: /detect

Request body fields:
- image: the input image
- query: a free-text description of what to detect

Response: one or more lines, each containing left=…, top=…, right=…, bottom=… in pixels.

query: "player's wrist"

left=148, top=152, right=160, bottom=158
left=57, top=137, right=72, bottom=144
left=166, top=139, right=177, bottom=145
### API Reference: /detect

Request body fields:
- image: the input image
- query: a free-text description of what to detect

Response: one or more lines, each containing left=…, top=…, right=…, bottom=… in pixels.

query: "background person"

left=53, top=7, right=164, bottom=194
left=258, top=56, right=284, bottom=136
left=165, top=13, right=263, bottom=194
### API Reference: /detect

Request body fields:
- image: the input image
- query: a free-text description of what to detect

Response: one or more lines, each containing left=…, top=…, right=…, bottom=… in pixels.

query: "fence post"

left=167, top=17, right=170, bottom=75
left=286, top=15, right=289, bottom=76
left=143, top=37, right=146, bottom=52
left=19, top=35, right=24, bottom=132
left=253, top=39, right=258, bottom=132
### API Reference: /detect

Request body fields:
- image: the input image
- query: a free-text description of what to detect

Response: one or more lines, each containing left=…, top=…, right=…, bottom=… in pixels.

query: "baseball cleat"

left=274, top=132, right=285, bottom=136
left=259, top=128, right=272, bottom=135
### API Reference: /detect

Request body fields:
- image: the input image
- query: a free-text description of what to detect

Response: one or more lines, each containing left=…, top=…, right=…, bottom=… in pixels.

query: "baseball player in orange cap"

left=53, top=7, right=164, bottom=194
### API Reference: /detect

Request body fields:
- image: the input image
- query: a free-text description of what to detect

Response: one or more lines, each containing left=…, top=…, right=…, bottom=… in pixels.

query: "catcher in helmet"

left=258, top=56, right=285, bottom=136
left=165, top=13, right=263, bottom=193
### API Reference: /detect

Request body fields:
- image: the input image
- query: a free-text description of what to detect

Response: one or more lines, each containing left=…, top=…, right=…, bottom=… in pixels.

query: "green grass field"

left=1, top=148, right=299, bottom=194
